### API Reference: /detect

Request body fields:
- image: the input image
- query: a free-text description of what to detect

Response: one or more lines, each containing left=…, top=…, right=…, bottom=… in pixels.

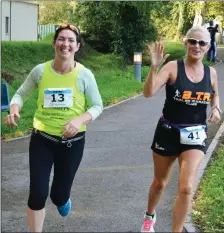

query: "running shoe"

left=141, top=212, right=156, bottom=232
left=57, top=199, right=71, bottom=217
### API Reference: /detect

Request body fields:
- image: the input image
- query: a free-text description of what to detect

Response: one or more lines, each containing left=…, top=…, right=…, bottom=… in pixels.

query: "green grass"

left=164, top=40, right=186, bottom=61
left=41, top=32, right=54, bottom=41
left=2, top=41, right=55, bottom=78
left=192, top=139, right=224, bottom=232
left=142, top=40, right=186, bottom=64
left=1, top=40, right=146, bottom=137
left=1, top=39, right=210, bottom=138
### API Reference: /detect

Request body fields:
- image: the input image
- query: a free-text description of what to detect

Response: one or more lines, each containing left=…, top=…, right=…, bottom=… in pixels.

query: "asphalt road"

left=2, top=48, right=224, bottom=232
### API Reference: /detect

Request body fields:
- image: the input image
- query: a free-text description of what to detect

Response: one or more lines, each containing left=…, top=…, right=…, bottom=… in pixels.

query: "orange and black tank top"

left=162, top=60, right=214, bottom=125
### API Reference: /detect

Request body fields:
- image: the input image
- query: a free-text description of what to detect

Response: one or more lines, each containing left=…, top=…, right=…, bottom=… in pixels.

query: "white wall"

left=11, top=1, right=38, bottom=41
left=2, top=1, right=11, bottom=41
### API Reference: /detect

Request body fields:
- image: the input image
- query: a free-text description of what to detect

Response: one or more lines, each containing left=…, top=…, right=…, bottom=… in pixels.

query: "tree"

left=151, top=2, right=176, bottom=40
left=204, top=1, right=224, bottom=22
left=171, top=2, right=184, bottom=41
left=74, top=1, right=157, bottom=65
left=74, top=2, right=115, bottom=53
left=39, top=1, right=77, bottom=25
left=113, top=2, right=156, bottom=65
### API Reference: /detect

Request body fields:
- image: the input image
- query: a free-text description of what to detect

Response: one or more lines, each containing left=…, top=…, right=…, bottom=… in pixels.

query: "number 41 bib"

left=180, top=125, right=207, bottom=145
left=44, top=88, right=73, bottom=108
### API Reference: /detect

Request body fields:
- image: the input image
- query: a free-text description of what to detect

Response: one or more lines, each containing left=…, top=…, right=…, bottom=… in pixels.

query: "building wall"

left=2, top=1, right=11, bottom=41
left=11, top=1, right=38, bottom=41
left=2, top=1, right=38, bottom=41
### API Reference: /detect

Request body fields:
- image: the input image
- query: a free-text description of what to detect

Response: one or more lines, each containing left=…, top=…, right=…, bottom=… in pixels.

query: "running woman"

left=5, top=24, right=103, bottom=232
left=141, top=26, right=221, bottom=232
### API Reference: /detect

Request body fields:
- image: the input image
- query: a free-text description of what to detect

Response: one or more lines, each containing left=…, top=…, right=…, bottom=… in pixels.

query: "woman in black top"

left=141, top=26, right=221, bottom=232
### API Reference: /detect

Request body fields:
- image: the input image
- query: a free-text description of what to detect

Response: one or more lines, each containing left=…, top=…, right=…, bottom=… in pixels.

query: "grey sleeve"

left=78, top=68, right=103, bottom=121
left=10, top=64, right=43, bottom=109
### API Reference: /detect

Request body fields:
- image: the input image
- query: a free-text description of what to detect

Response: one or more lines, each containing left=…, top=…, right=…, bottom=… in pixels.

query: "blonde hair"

left=185, top=26, right=210, bottom=42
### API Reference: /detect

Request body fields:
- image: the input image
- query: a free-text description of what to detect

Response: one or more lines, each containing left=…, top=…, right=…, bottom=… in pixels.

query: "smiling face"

left=52, top=29, right=80, bottom=60
left=185, top=31, right=210, bottom=62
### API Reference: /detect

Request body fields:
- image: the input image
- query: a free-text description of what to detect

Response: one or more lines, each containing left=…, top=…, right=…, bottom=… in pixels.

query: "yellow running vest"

left=33, top=61, right=86, bottom=136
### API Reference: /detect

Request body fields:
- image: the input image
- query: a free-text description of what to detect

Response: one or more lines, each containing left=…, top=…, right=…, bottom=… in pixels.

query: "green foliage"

left=142, top=40, right=186, bottom=66
left=82, top=53, right=122, bottom=73
left=74, top=2, right=115, bottom=53
left=38, top=1, right=224, bottom=47
left=151, top=2, right=182, bottom=40
left=1, top=41, right=143, bottom=136
left=181, top=2, right=195, bottom=36
left=113, top=2, right=157, bottom=65
left=39, top=1, right=77, bottom=25
left=151, top=1, right=223, bottom=41
left=41, top=33, right=54, bottom=41
left=1, top=40, right=188, bottom=137
left=74, top=2, right=157, bottom=65
left=152, top=3, right=170, bottom=36
left=2, top=41, right=54, bottom=78
left=204, top=1, right=224, bottom=23
left=192, top=142, right=224, bottom=232
left=171, top=2, right=184, bottom=41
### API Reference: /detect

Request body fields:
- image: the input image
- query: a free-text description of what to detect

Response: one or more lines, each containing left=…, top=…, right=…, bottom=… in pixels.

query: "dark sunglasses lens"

left=188, top=39, right=197, bottom=45
left=188, top=39, right=207, bottom=46
left=199, top=41, right=207, bottom=46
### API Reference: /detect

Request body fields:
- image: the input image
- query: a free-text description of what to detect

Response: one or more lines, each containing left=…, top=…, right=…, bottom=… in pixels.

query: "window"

left=5, top=17, right=9, bottom=34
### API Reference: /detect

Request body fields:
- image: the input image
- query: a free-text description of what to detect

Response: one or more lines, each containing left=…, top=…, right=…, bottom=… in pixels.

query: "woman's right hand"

left=4, top=112, right=20, bottom=127
left=147, top=41, right=170, bottom=70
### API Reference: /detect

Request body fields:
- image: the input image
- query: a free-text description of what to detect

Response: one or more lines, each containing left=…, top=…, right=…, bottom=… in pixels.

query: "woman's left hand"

left=208, top=108, right=221, bottom=124
left=61, top=117, right=83, bottom=138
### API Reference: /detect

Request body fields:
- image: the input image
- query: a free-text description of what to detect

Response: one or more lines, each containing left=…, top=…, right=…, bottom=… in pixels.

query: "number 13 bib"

left=180, top=125, right=207, bottom=145
left=44, top=88, right=73, bottom=108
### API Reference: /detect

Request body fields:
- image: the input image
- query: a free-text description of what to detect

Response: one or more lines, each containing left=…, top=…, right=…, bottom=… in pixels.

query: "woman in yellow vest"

left=5, top=24, right=103, bottom=232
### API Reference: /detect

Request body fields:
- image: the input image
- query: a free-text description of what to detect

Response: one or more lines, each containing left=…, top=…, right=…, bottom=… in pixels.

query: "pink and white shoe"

left=141, top=212, right=156, bottom=232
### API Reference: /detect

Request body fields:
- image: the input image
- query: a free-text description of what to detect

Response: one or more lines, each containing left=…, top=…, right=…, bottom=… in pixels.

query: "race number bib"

left=44, top=88, right=73, bottom=108
left=180, top=125, right=207, bottom=145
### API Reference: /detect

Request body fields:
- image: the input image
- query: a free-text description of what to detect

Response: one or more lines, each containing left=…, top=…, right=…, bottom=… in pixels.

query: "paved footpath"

left=2, top=48, right=224, bottom=232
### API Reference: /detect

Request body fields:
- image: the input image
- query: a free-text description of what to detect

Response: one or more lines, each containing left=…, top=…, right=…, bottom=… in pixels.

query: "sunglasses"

left=56, top=24, right=80, bottom=35
left=187, top=38, right=208, bottom=47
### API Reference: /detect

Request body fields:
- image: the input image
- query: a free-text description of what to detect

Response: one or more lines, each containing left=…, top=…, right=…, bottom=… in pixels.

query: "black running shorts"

left=151, top=118, right=207, bottom=156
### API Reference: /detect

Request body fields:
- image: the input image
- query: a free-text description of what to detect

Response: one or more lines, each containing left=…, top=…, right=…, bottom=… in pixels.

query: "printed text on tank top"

left=162, top=60, right=213, bottom=125
left=168, top=60, right=212, bottom=107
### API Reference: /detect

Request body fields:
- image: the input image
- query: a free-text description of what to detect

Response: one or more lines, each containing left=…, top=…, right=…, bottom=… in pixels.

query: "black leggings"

left=28, top=130, right=85, bottom=210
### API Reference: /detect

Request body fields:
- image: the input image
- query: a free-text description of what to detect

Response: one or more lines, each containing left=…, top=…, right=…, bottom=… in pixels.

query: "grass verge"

left=1, top=39, right=210, bottom=138
left=192, top=136, right=224, bottom=232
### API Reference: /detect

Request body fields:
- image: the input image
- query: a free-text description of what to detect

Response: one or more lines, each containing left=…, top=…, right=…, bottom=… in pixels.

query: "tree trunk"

left=174, top=2, right=183, bottom=41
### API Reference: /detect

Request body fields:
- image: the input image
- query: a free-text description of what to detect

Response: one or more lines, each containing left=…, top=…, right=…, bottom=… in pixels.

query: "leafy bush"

left=74, top=2, right=157, bottom=65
